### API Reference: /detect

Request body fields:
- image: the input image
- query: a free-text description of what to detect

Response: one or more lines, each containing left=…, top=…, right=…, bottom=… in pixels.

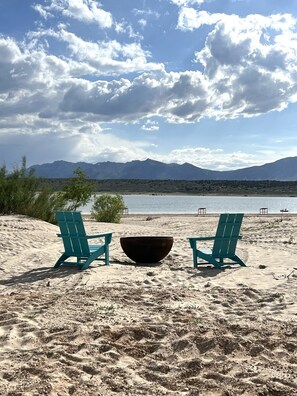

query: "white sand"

left=0, top=213, right=296, bottom=395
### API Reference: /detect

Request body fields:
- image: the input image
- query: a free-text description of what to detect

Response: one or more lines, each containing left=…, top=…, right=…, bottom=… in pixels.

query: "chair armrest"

left=86, top=232, right=112, bottom=239
left=188, top=236, right=215, bottom=250
left=57, top=232, right=112, bottom=238
left=57, top=232, right=112, bottom=245
left=188, top=236, right=216, bottom=241
left=87, top=232, right=113, bottom=244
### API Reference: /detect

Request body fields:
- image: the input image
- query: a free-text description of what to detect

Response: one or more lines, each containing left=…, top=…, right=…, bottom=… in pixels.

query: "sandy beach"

left=0, top=213, right=296, bottom=395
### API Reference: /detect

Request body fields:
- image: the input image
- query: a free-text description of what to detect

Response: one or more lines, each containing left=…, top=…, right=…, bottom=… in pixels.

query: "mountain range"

left=30, top=156, right=297, bottom=181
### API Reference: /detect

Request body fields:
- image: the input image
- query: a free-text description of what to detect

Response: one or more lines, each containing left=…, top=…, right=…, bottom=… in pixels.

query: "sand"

left=0, top=213, right=296, bottom=395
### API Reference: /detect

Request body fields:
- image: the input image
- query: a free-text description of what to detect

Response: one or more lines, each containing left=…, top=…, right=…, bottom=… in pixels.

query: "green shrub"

left=91, top=193, right=126, bottom=223
left=0, top=158, right=37, bottom=214
left=0, top=157, right=64, bottom=223
left=58, top=167, right=93, bottom=211
left=24, top=188, right=64, bottom=224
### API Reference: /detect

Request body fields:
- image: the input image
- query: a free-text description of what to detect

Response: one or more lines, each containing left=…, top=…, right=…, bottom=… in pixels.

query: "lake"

left=80, top=194, right=297, bottom=215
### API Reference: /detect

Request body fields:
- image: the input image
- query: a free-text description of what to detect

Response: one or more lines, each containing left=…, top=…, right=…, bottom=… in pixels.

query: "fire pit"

left=120, top=236, right=174, bottom=264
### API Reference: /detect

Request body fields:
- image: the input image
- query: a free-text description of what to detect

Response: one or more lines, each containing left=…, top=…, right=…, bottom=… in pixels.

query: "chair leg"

left=54, top=253, right=70, bottom=269
left=196, top=251, right=223, bottom=270
left=80, top=250, right=101, bottom=271
left=193, top=249, right=198, bottom=269
left=233, top=255, right=246, bottom=267
left=207, top=257, right=223, bottom=270
left=104, top=246, right=110, bottom=266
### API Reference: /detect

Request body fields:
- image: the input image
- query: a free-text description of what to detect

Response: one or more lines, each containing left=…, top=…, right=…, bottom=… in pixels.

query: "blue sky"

left=0, top=0, right=297, bottom=171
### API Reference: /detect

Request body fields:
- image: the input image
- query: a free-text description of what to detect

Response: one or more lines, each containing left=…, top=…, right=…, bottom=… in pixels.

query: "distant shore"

left=41, top=178, right=297, bottom=196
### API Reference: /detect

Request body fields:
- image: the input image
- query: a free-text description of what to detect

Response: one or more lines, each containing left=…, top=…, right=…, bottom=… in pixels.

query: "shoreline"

left=83, top=212, right=296, bottom=218
left=81, top=194, right=296, bottom=216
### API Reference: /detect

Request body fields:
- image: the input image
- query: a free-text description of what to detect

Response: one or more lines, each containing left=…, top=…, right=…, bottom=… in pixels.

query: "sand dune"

left=0, top=214, right=296, bottom=395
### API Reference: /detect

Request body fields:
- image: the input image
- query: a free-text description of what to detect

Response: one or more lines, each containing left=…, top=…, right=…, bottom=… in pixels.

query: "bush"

left=0, top=157, right=64, bottom=223
left=58, top=167, right=93, bottom=211
left=91, top=194, right=126, bottom=223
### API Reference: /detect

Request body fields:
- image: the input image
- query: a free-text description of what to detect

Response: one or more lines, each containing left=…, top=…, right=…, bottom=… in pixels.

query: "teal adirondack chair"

left=54, top=211, right=112, bottom=271
left=188, top=213, right=245, bottom=269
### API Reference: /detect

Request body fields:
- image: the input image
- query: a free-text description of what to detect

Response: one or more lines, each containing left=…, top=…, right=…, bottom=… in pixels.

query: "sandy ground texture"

left=0, top=213, right=296, bottom=396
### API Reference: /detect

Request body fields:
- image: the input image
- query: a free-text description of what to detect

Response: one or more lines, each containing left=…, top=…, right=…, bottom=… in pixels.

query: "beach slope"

left=0, top=214, right=296, bottom=395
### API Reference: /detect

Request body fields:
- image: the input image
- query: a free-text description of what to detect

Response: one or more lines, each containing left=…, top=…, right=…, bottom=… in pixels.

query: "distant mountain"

left=29, top=156, right=297, bottom=181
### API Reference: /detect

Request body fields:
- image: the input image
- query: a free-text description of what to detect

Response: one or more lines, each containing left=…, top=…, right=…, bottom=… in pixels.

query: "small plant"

left=192, top=317, right=202, bottom=326
left=91, top=193, right=126, bottom=223
left=24, top=310, right=39, bottom=319
left=93, top=304, right=116, bottom=317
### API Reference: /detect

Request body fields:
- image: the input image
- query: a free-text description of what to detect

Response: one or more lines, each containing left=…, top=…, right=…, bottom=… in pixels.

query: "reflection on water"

left=79, top=194, right=297, bottom=214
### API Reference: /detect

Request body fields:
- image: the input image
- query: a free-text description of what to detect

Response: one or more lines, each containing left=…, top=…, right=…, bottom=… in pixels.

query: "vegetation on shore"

left=0, top=158, right=127, bottom=224
left=39, top=178, right=297, bottom=196
left=92, top=194, right=126, bottom=223
left=0, top=158, right=62, bottom=223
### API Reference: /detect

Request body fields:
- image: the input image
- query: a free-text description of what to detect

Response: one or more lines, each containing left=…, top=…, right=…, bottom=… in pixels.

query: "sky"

left=0, top=0, right=297, bottom=171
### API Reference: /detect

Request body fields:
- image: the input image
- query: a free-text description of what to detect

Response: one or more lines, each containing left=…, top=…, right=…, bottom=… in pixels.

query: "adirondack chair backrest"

left=212, top=213, right=243, bottom=258
left=56, top=211, right=90, bottom=257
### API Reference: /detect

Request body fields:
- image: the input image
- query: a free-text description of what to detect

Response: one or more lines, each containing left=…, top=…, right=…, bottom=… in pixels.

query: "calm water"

left=80, top=194, right=297, bottom=214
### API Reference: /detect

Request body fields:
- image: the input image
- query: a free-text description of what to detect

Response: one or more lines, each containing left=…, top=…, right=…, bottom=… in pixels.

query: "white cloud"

left=170, top=0, right=204, bottom=7
left=1, top=8, right=297, bottom=128
left=141, top=120, right=160, bottom=131
left=28, top=28, right=163, bottom=76
left=32, top=4, right=50, bottom=20
left=177, top=9, right=225, bottom=31
left=159, top=147, right=261, bottom=170
left=59, top=70, right=210, bottom=122
left=0, top=37, right=22, bottom=63
left=192, top=13, right=297, bottom=117
left=132, top=8, right=161, bottom=19
left=57, top=26, right=297, bottom=122
left=33, top=0, right=113, bottom=28
left=177, top=10, right=297, bottom=32
left=138, top=19, right=147, bottom=28
left=114, top=21, right=142, bottom=39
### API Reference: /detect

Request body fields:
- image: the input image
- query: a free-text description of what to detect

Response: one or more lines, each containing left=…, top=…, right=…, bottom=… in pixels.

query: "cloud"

left=0, top=124, right=288, bottom=171
left=58, top=29, right=162, bottom=74
left=114, top=21, right=142, bottom=39
left=170, top=0, right=205, bottom=7
left=132, top=8, right=161, bottom=22
left=59, top=70, right=210, bottom=122
left=32, top=4, right=50, bottom=20
left=141, top=120, right=160, bottom=131
left=0, top=35, right=97, bottom=122
left=160, top=147, right=261, bottom=170
left=33, top=0, right=113, bottom=28
left=2, top=7, right=297, bottom=129
left=28, top=28, right=163, bottom=76
left=138, top=19, right=147, bottom=28
left=192, top=13, right=297, bottom=117
left=177, top=9, right=225, bottom=31
left=177, top=9, right=296, bottom=32
left=133, top=8, right=161, bottom=18
left=0, top=110, right=156, bottom=168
